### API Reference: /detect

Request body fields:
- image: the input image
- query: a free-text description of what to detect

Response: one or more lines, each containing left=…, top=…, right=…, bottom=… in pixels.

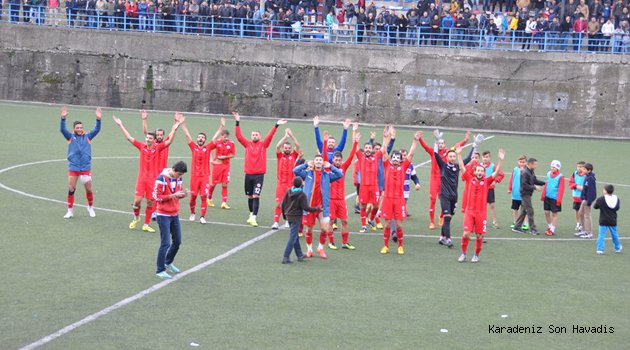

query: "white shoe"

left=87, top=206, right=96, bottom=217
left=271, top=222, right=279, bottom=230
left=283, top=222, right=290, bottom=229
left=596, top=251, right=605, bottom=255
left=63, top=208, right=74, bottom=219
left=189, top=214, right=195, bottom=222
left=458, top=254, right=466, bottom=262
left=580, top=232, right=593, bottom=239
left=471, top=255, right=479, bottom=263
left=200, top=217, right=207, bottom=224
left=615, top=246, right=623, bottom=253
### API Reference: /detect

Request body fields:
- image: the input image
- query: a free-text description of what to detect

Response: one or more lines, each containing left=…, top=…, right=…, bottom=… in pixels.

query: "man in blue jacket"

left=293, top=154, right=343, bottom=259
left=578, top=163, right=597, bottom=239
left=60, top=106, right=102, bottom=219
left=313, top=115, right=351, bottom=160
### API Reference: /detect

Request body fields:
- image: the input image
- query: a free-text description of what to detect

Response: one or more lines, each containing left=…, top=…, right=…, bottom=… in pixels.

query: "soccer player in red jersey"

left=355, top=127, right=388, bottom=233
left=418, top=130, right=470, bottom=229
left=481, top=150, right=505, bottom=228
left=207, top=125, right=236, bottom=210
left=272, top=128, right=301, bottom=230
left=457, top=147, right=505, bottom=263
left=233, top=111, right=287, bottom=227
left=380, top=131, right=419, bottom=255
left=181, top=117, right=224, bottom=224
left=60, top=106, right=102, bottom=219
left=113, top=114, right=182, bottom=233
left=141, top=109, right=178, bottom=171
left=323, top=125, right=359, bottom=250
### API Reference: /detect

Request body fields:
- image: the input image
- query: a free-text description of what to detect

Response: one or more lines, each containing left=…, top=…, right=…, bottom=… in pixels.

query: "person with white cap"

left=541, top=160, right=565, bottom=236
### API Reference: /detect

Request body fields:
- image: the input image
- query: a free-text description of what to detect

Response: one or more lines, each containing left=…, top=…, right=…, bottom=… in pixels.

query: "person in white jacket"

left=601, top=18, right=615, bottom=52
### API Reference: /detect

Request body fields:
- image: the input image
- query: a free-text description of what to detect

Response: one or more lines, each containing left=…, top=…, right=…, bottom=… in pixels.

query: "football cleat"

left=376, top=222, right=384, bottom=229
left=328, top=243, right=338, bottom=250
left=342, top=243, right=356, bottom=250
left=271, top=222, right=279, bottom=230
left=200, top=217, right=207, bottom=224
left=317, top=248, right=327, bottom=259
left=156, top=271, right=172, bottom=279
left=596, top=251, right=605, bottom=255
left=166, top=263, right=180, bottom=273
left=580, top=233, right=593, bottom=239
left=471, top=255, right=479, bottom=263
left=63, top=208, right=74, bottom=219
left=429, top=222, right=436, bottom=230
left=446, top=239, right=453, bottom=248
left=545, top=228, right=554, bottom=236
left=332, top=223, right=338, bottom=230
left=522, top=224, right=530, bottom=231
left=306, top=250, right=313, bottom=258
left=512, top=227, right=525, bottom=234
left=283, top=222, right=290, bottom=229
left=220, top=202, right=230, bottom=210
left=359, top=226, right=367, bottom=233
left=249, top=218, right=258, bottom=227
left=397, top=246, right=404, bottom=255
left=142, top=224, right=156, bottom=233
left=458, top=254, right=467, bottom=262
left=87, top=206, right=96, bottom=218
left=492, top=221, right=500, bottom=229
left=189, top=214, right=196, bottom=222
left=615, top=246, right=623, bottom=253
left=129, top=218, right=139, bottom=230
left=207, top=199, right=215, bottom=207
left=380, top=246, right=390, bottom=254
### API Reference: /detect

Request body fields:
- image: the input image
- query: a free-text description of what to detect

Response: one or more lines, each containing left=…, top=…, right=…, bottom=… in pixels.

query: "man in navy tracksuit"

left=578, top=163, right=597, bottom=239
left=59, top=106, right=102, bottom=219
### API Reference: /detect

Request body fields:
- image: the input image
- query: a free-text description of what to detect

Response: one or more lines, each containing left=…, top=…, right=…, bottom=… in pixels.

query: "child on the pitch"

left=577, top=163, right=597, bottom=239
left=508, top=155, right=528, bottom=230
left=457, top=148, right=505, bottom=263
left=593, top=184, right=622, bottom=255
left=569, top=161, right=587, bottom=234
left=541, top=160, right=565, bottom=236
left=280, top=177, right=322, bottom=264
left=481, top=151, right=505, bottom=228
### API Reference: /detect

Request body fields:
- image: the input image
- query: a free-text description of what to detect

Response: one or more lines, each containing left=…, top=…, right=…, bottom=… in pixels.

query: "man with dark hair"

left=577, top=163, right=597, bottom=238
left=512, top=158, right=546, bottom=235
left=153, top=161, right=188, bottom=279
left=113, top=114, right=182, bottom=233
left=233, top=111, right=287, bottom=227
left=313, top=115, right=351, bottom=160
left=59, top=106, right=102, bottom=219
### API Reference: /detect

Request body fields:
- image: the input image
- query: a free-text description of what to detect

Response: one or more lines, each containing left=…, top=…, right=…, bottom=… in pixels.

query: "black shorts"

left=573, top=201, right=581, bottom=211
left=244, top=174, right=264, bottom=196
left=511, top=199, right=522, bottom=210
left=487, top=189, right=495, bottom=204
left=544, top=197, right=562, bottom=213
left=356, top=184, right=360, bottom=195
left=440, top=195, right=457, bottom=216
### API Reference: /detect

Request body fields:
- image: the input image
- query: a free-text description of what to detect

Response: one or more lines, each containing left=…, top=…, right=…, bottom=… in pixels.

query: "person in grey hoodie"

left=594, top=184, right=621, bottom=254
left=280, top=177, right=321, bottom=264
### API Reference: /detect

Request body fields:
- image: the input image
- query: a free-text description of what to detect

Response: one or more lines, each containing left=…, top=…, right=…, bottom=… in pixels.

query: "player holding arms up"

left=181, top=117, right=224, bottom=224
left=233, top=112, right=287, bottom=227
left=207, top=126, right=236, bottom=210
left=272, top=128, right=301, bottom=230
left=457, top=148, right=505, bottom=263
left=113, top=114, right=182, bottom=232
left=60, top=106, right=102, bottom=219
left=380, top=131, right=420, bottom=255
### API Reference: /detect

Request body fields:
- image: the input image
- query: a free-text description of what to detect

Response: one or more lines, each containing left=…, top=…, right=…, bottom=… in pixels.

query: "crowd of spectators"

left=3, top=0, right=630, bottom=53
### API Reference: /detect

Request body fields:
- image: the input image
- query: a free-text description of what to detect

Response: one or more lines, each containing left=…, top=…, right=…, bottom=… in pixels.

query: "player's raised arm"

left=60, top=106, right=72, bottom=140
left=211, top=117, right=225, bottom=142
left=141, top=109, right=149, bottom=136
left=417, top=130, right=433, bottom=154
left=407, top=131, right=420, bottom=161
left=286, top=128, right=300, bottom=152
left=163, top=113, right=184, bottom=147
left=181, top=118, right=194, bottom=143
left=387, top=126, right=396, bottom=154
left=276, top=129, right=290, bottom=153
left=112, top=116, right=135, bottom=144
left=336, top=118, right=351, bottom=152
left=341, top=131, right=360, bottom=169
left=263, top=118, right=286, bottom=148
left=86, top=107, right=103, bottom=140
left=233, top=111, right=249, bottom=147
left=456, top=146, right=465, bottom=173
left=313, top=116, right=323, bottom=152
left=381, top=126, right=391, bottom=160
left=454, top=130, right=471, bottom=149
left=492, top=149, right=505, bottom=178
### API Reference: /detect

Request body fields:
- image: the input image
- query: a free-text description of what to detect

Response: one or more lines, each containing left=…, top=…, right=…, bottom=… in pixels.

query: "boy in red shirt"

left=457, top=147, right=505, bottom=263
left=113, top=114, right=182, bottom=233
left=153, top=161, right=188, bottom=279
left=380, top=131, right=420, bottom=255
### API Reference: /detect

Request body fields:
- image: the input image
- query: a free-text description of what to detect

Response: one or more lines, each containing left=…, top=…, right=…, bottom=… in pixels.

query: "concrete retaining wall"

left=1, top=23, right=629, bottom=137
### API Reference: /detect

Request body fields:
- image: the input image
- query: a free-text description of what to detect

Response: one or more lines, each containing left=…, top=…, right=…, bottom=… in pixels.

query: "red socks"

left=319, top=231, right=326, bottom=245
left=207, top=184, right=215, bottom=200
left=341, top=231, right=349, bottom=245
left=327, top=230, right=335, bottom=244
left=133, top=204, right=141, bottom=218
left=475, top=238, right=483, bottom=255
left=86, top=191, right=93, bottom=206
left=221, top=186, right=228, bottom=203
left=305, top=232, right=313, bottom=245
left=369, top=208, right=378, bottom=221
left=67, top=194, right=75, bottom=209
left=200, top=196, right=207, bottom=217
left=360, top=207, right=367, bottom=226
left=383, top=227, right=391, bottom=247
left=396, top=227, right=404, bottom=247
left=189, top=195, right=197, bottom=214
left=144, top=205, right=153, bottom=225
left=274, top=206, right=281, bottom=223
left=429, top=199, right=436, bottom=224
left=462, top=235, right=470, bottom=254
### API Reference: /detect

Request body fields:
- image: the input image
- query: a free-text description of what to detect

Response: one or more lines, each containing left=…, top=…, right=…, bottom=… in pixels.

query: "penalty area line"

left=18, top=228, right=279, bottom=350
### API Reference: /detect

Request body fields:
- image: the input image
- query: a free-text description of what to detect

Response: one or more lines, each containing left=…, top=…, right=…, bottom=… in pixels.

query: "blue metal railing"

left=1, top=6, right=628, bottom=55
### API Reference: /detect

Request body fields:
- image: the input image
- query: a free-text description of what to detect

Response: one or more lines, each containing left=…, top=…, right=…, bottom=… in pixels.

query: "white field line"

left=18, top=228, right=278, bottom=350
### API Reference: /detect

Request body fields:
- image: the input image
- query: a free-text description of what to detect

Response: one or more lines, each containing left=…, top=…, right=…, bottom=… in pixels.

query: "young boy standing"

left=577, top=163, right=597, bottom=239
left=512, top=158, right=545, bottom=235
left=541, top=160, right=565, bottom=236
left=569, top=161, right=587, bottom=233
left=281, top=177, right=321, bottom=264
left=594, top=184, right=622, bottom=254
left=508, top=155, right=528, bottom=230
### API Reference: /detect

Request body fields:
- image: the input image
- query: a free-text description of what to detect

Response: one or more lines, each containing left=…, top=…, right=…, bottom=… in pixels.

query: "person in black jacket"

left=577, top=163, right=596, bottom=238
left=281, top=177, right=321, bottom=264
left=594, top=184, right=622, bottom=254
left=512, top=158, right=545, bottom=235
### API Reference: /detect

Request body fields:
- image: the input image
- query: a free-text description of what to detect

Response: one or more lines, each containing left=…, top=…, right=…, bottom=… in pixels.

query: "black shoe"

left=354, top=204, right=360, bottom=214
left=438, top=238, right=445, bottom=246
left=392, top=233, right=398, bottom=242
left=530, top=229, right=540, bottom=235
left=511, top=227, right=525, bottom=234
left=297, top=255, right=308, bottom=262
left=406, top=213, right=412, bottom=217
left=282, top=257, right=293, bottom=264
left=446, top=240, right=453, bottom=248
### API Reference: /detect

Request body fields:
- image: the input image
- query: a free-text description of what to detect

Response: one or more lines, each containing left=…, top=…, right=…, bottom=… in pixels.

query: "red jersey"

left=462, top=171, right=495, bottom=215
left=133, top=139, right=167, bottom=179
left=461, top=160, right=479, bottom=212
left=235, top=125, right=278, bottom=175
left=213, top=140, right=236, bottom=165
left=153, top=169, right=183, bottom=216
left=188, top=141, right=216, bottom=178
left=383, top=159, right=411, bottom=199
left=156, top=136, right=170, bottom=170
left=356, top=151, right=382, bottom=186
left=324, top=141, right=358, bottom=200
left=309, top=170, right=323, bottom=207
left=276, top=150, right=299, bottom=185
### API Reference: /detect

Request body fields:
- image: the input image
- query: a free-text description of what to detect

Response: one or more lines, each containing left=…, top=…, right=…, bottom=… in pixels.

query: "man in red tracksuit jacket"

left=233, top=111, right=287, bottom=227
